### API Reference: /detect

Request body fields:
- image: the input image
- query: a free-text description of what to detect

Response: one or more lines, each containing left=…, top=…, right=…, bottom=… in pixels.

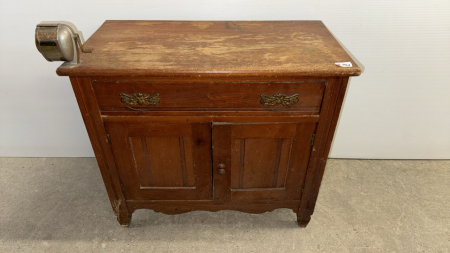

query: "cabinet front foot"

left=297, top=213, right=311, bottom=227
left=117, top=212, right=132, bottom=227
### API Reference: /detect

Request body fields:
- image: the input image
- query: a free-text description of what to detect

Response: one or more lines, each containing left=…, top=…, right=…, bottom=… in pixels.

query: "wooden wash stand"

left=55, top=21, right=361, bottom=227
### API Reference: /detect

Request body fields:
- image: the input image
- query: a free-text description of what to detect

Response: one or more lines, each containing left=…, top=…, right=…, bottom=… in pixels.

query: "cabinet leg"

left=117, top=211, right=132, bottom=227
left=297, top=213, right=311, bottom=228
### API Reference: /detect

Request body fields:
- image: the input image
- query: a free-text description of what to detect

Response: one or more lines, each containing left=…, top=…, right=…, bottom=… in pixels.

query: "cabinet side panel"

left=69, top=76, right=129, bottom=220
left=283, top=122, right=317, bottom=200
left=297, top=77, right=348, bottom=226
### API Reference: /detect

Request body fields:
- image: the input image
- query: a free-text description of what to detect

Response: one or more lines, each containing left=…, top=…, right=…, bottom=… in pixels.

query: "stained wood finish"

left=57, top=21, right=361, bottom=77
left=70, top=76, right=130, bottom=226
left=126, top=200, right=301, bottom=214
left=57, top=21, right=361, bottom=227
left=105, top=121, right=212, bottom=200
left=92, top=81, right=325, bottom=113
left=212, top=124, right=232, bottom=203
left=226, top=123, right=316, bottom=202
left=297, top=77, right=349, bottom=227
left=102, top=114, right=320, bottom=123
left=91, top=75, right=328, bottom=83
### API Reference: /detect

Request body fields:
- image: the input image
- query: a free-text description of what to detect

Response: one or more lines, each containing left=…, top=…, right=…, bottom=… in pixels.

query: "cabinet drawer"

left=92, top=81, right=326, bottom=113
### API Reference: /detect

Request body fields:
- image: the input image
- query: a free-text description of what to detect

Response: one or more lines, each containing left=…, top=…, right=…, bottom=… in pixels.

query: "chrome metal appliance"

left=35, top=21, right=92, bottom=67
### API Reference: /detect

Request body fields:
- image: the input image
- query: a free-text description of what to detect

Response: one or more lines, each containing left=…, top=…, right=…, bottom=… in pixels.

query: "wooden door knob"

left=217, top=163, right=227, bottom=175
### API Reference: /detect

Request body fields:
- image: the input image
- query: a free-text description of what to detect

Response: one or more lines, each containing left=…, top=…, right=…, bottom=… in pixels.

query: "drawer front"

left=92, top=81, right=326, bottom=113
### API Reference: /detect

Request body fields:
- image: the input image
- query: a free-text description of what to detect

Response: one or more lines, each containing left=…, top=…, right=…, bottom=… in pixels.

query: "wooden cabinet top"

left=57, top=20, right=361, bottom=77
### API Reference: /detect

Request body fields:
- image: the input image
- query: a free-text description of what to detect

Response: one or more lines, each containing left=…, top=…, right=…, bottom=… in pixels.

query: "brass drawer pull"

left=119, top=92, right=160, bottom=111
left=260, top=93, right=299, bottom=110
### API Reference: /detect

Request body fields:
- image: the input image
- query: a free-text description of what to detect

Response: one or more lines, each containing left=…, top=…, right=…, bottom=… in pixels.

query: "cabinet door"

left=105, top=122, right=212, bottom=200
left=212, top=123, right=316, bottom=202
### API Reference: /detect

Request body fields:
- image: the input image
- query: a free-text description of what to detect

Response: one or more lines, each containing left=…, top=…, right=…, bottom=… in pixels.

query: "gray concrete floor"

left=0, top=158, right=449, bottom=253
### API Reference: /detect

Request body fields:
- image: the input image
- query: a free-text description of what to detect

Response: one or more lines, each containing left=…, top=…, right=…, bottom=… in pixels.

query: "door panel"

left=105, top=122, right=212, bottom=200
left=213, top=123, right=316, bottom=202
left=231, top=138, right=293, bottom=189
left=128, top=136, right=195, bottom=188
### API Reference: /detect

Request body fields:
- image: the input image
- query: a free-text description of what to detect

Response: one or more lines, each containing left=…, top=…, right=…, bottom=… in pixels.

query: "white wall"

left=1, top=0, right=449, bottom=158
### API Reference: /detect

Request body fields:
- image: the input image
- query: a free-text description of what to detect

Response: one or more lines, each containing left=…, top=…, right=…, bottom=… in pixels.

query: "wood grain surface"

left=57, top=21, right=361, bottom=77
left=91, top=80, right=325, bottom=113
left=63, top=21, right=360, bottom=227
left=104, top=121, right=213, bottom=201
